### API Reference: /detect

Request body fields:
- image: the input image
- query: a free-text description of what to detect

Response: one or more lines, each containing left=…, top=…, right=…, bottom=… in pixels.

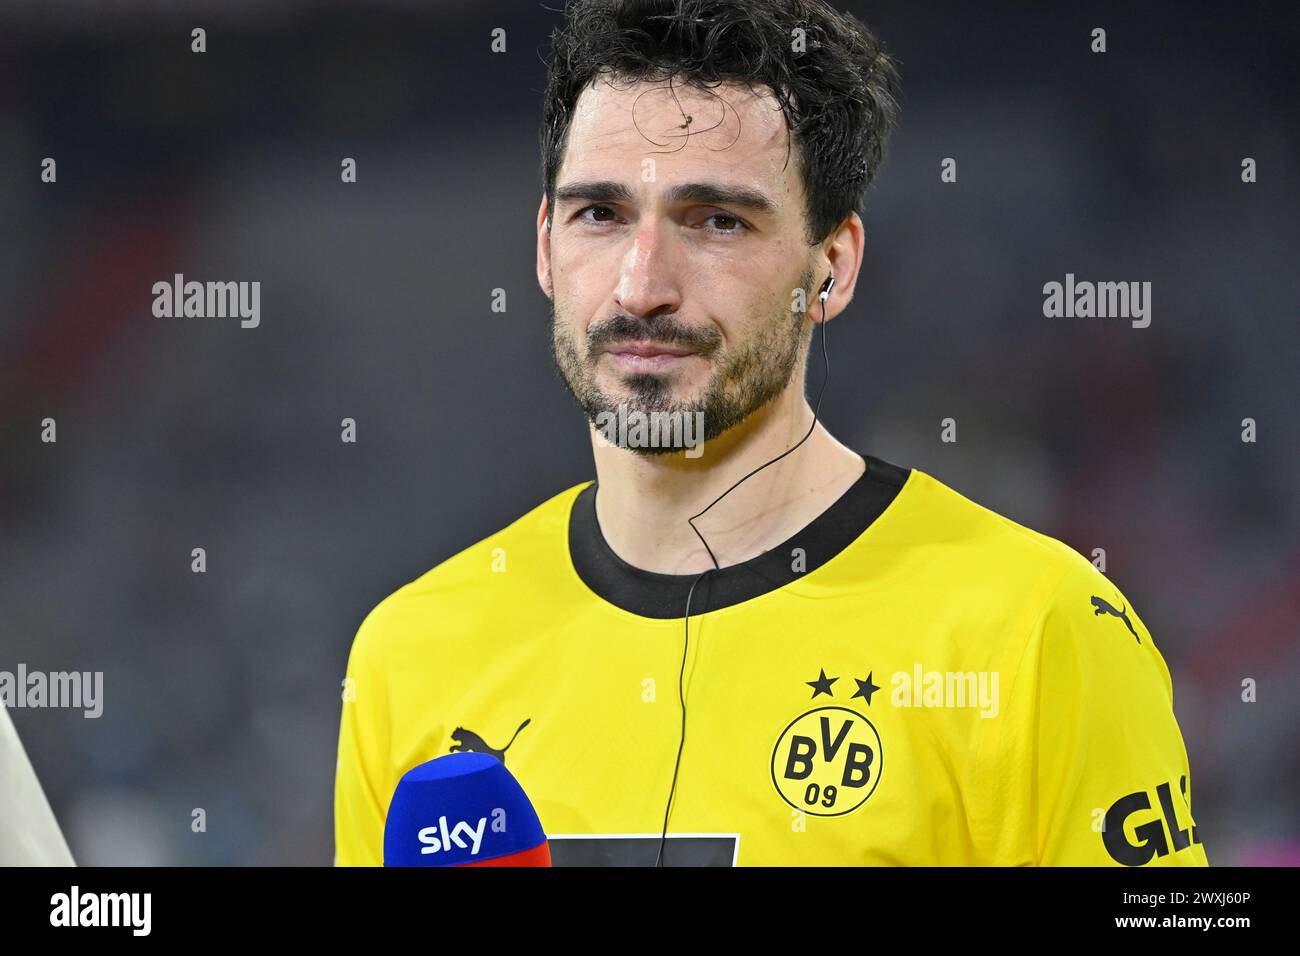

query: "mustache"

left=585, top=314, right=722, bottom=357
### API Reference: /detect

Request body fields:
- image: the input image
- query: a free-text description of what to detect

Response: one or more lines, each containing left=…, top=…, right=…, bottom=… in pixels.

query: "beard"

left=550, top=264, right=814, bottom=455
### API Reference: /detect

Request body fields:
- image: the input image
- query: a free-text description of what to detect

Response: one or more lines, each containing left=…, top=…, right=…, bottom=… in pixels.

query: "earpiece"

left=655, top=266, right=836, bottom=868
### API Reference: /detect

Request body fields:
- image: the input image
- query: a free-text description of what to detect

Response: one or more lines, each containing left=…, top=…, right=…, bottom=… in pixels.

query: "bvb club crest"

left=771, top=706, right=883, bottom=817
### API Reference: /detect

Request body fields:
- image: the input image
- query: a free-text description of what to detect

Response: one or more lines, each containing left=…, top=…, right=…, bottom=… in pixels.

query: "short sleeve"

left=1024, top=558, right=1208, bottom=866
left=333, top=608, right=393, bottom=867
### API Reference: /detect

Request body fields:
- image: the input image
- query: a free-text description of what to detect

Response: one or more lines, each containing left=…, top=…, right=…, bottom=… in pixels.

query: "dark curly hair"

left=540, top=0, right=900, bottom=246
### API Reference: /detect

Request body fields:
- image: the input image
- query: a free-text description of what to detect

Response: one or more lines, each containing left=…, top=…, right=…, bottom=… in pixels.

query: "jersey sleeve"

left=334, top=606, right=393, bottom=867
left=1024, top=557, right=1208, bottom=866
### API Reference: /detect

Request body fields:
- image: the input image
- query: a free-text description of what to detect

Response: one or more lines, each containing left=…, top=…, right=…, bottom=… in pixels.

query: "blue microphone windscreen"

left=383, top=751, right=548, bottom=866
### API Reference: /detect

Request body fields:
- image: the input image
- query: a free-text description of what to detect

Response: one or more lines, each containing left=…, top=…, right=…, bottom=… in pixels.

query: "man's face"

left=541, top=76, right=819, bottom=452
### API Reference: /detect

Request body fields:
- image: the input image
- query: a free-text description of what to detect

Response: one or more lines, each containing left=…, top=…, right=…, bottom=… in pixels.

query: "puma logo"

left=449, top=718, right=531, bottom=764
left=1091, top=596, right=1140, bottom=643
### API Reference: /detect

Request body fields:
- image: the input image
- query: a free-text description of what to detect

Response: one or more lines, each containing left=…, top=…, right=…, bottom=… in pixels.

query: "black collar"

left=567, top=454, right=911, bottom=619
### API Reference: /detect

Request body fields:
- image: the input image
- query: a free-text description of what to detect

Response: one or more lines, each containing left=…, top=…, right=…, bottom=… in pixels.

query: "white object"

left=0, top=703, right=75, bottom=866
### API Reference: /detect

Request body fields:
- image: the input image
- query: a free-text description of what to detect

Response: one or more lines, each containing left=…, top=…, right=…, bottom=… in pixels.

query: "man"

left=335, top=0, right=1207, bottom=866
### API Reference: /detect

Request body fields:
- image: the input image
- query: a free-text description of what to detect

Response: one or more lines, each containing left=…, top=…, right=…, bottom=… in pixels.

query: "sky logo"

left=418, top=815, right=488, bottom=856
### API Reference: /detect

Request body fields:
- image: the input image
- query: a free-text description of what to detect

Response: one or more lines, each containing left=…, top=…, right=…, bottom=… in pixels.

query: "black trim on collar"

left=567, top=454, right=910, bottom=619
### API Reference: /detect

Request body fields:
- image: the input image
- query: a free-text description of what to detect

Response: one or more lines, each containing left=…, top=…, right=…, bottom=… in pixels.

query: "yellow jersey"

left=334, top=455, right=1207, bottom=866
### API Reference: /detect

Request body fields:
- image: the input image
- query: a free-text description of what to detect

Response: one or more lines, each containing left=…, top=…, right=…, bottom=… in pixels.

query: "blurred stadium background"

left=1, top=0, right=1296, bottom=864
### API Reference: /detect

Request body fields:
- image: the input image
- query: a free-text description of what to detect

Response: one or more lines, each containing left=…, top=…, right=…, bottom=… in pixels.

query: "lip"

left=604, top=340, right=698, bottom=373
left=606, top=340, right=697, bottom=358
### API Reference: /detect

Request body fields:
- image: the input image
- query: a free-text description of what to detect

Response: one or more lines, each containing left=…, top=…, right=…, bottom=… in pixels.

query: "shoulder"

left=896, top=468, right=1174, bottom=702
left=881, top=466, right=1163, bottom=677
left=886, top=466, right=1091, bottom=604
left=346, top=481, right=591, bottom=663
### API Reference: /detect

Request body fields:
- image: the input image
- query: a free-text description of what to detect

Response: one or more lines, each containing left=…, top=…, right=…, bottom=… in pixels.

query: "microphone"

left=383, top=751, right=551, bottom=866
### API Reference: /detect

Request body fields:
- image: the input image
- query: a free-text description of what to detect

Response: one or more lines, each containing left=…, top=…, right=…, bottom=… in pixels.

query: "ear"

left=536, top=192, right=554, bottom=300
left=813, top=212, right=866, bottom=324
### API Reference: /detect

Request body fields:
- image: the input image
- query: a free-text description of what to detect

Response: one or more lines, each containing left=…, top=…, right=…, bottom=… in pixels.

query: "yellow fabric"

left=335, top=468, right=1207, bottom=866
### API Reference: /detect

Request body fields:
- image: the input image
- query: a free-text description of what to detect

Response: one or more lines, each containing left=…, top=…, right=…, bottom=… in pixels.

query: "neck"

left=588, top=384, right=865, bottom=575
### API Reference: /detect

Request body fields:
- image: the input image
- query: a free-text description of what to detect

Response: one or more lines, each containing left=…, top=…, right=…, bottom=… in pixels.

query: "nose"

left=613, top=218, right=683, bottom=322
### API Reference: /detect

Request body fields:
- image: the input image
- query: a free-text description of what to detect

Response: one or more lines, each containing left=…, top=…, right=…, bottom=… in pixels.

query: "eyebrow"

left=553, top=180, right=777, bottom=216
